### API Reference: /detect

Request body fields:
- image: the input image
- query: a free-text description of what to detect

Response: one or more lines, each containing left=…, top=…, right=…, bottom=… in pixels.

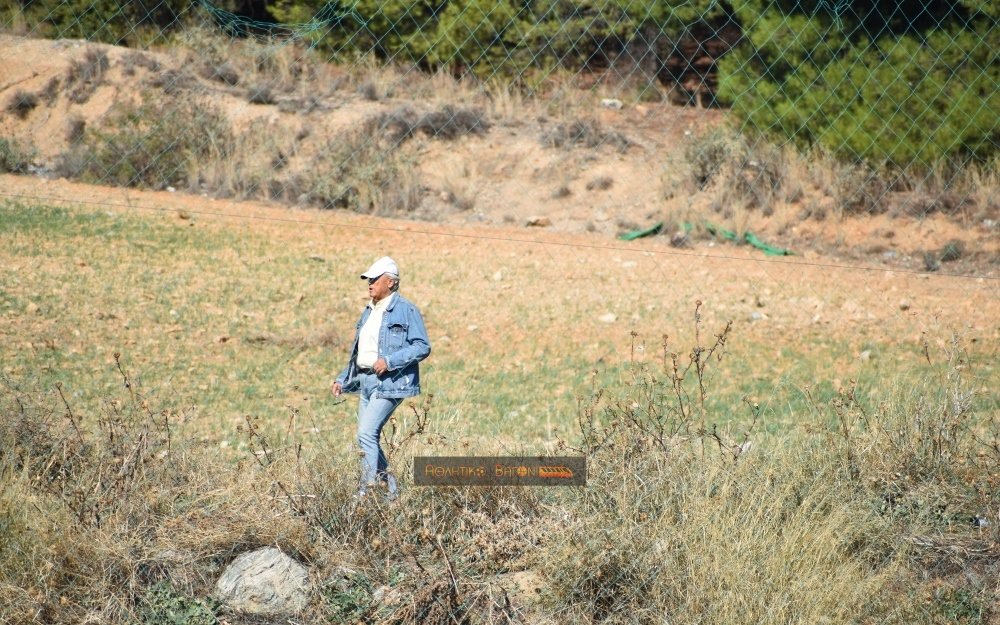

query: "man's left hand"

left=373, top=358, right=389, bottom=375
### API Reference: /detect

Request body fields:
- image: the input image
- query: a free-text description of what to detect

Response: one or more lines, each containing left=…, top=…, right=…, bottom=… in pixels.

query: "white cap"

left=360, top=256, right=399, bottom=280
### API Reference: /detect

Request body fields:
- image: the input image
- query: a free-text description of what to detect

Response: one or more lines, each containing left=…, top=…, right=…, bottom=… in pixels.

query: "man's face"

left=368, top=273, right=394, bottom=302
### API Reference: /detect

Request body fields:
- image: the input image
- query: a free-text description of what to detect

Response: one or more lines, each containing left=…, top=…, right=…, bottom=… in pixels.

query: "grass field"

left=2, top=192, right=999, bottom=624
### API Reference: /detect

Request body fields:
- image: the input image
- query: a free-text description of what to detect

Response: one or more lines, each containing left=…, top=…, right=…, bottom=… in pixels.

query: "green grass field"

left=3, top=200, right=994, bottom=444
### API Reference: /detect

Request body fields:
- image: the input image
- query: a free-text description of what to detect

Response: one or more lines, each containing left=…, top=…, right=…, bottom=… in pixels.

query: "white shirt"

left=356, top=292, right=395, bottom=369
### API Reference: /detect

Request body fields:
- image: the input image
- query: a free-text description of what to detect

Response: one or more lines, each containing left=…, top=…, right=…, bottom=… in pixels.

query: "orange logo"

left=538, top=466, right=574, bottom=479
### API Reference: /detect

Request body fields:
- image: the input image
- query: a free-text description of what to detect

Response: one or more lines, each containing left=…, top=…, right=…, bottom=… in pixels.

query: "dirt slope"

left=1, top=32, right=998, bottom=276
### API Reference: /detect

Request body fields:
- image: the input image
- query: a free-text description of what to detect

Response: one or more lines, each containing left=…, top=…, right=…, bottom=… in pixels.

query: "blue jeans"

left=357, top=372, right=402, bottom=496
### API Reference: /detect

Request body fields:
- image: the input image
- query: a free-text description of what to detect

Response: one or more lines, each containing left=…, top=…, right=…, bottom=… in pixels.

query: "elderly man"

left=332, top=256, right=431, bottom=501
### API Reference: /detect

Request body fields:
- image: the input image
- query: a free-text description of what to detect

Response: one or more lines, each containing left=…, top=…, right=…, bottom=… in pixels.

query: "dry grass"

left=1, top=291, right=996, bottom=623
left=169, top=25, right=330, bottom=99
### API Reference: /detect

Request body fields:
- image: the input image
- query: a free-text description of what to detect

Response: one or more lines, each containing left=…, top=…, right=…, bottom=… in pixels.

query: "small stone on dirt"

left=526, top=216, right=551, bottom=227
left=598, top=313, right=617, bottom=323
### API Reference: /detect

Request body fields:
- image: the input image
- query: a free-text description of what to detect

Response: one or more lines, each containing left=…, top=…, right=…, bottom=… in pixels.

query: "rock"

left=898, top=299, right=911, bottom=311
left=859, top=350, right=872, bottom=362
left=748, top=311, right=765, bottom=322
left=492, top=270, right=503, bottom=281
left=525, top=216, right=551, bottom=227
left=600, top=98, right=623, bottom=110
left=669, top=231, right=689, bottom=247
left=214, top=547, right=310, bottom=617
left=372, top=584, right=402, bottom=606
left=598, top=313, right=617, bottom=323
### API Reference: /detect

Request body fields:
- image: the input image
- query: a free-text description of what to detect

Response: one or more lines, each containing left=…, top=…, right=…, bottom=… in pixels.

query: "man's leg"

left=357, top=380, right=402, bottom=497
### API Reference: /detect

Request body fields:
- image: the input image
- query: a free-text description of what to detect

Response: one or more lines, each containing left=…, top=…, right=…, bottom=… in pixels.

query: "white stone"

left=215, top=547, right=310, bottom=616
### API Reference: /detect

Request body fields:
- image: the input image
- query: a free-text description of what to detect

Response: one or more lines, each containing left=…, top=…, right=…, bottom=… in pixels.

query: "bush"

left=681, top=127, right=785, bottom=212
left=541, top=118, right=631, bottom=152
left=6, top=90, right=39, bottom=119
left=66, top=49, right=110, bottom=104
left=268, top=0, right=727, bottom=81
left=718, top=0, right=1000, bottom=171
left=12, top=0, right=190, bottom=44
left=366, top=105, right=490, bottom=142
left=59, top=94, right=233, bottom=190
left=0, top=137, right=36, bottom=173
left=299, top=130, right=422, bottom=214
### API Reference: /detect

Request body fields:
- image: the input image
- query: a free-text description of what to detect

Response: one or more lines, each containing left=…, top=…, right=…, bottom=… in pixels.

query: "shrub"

left=59, top=93, right=233, bottom=190
left=718, top=0, right=1000, bottom=171
left=13, top=0, right=189, bottom=44
left=300, top=129, right=422, bottom=214
left=246, top=83, right=275, bottom=104
left=6, top=90, right=39, bottom=119
left=541, top=119, right=631, bottom=152
left=366, top=105, right=490, bottom=143
left=0, top=137, right=35, bottom=173
left=202, top=62, right=240, bottom=86
left=66, top=49, right=110, bottom=104
left=682, top=127, right=785, bottom=212
left=269, top=0, right=726, bottom=84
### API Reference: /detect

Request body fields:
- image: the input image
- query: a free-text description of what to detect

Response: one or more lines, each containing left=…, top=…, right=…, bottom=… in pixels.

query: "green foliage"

left=268, top=0, right=443, bottom=62
left=267, top=0, right=726, bottom=80
left=718, top=0, right=1000, bottom=170
left=12, top=0, right=194, bottom=44
left=321, top=570, right=373, bottom=622
left=141, top=582, right=219, bottom=625
left=60, top=94, right=233, bottom=190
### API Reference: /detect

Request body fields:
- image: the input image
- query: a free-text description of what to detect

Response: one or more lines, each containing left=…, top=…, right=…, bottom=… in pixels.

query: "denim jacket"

left=335, top=293, right=431, bottom=399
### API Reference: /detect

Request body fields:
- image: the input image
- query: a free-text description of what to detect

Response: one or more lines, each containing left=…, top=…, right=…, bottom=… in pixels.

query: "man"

left=332, top=256, right=431, bottom=501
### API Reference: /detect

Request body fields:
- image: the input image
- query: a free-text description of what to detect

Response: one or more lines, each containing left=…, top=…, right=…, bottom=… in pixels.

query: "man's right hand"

left=331, top=381, right=343, bottom=396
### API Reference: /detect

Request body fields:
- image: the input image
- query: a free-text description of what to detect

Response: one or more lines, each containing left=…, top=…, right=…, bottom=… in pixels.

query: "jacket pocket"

left=387, top=322, right=408, bottom=350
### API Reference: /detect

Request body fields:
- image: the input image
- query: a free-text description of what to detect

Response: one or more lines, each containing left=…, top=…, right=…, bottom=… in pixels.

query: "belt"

left=357, top=366, right=375, bottom=374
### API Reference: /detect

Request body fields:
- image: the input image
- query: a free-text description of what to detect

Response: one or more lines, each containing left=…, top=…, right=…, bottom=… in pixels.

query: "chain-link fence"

left=1, top=2, right=999, bottom=624
left=3, top=0, right=998, bottom=216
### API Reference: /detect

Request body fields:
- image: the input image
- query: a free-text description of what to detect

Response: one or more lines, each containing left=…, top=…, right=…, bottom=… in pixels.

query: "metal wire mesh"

left=1, top=2, right=998, bottom=624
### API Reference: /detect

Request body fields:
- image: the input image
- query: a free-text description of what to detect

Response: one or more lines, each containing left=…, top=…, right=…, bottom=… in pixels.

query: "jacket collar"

left=367, top=291, right=399, bottom=312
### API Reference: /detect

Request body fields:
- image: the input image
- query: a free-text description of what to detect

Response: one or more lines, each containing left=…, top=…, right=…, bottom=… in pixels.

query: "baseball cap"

left=360, top=256, right=399, bottom=280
